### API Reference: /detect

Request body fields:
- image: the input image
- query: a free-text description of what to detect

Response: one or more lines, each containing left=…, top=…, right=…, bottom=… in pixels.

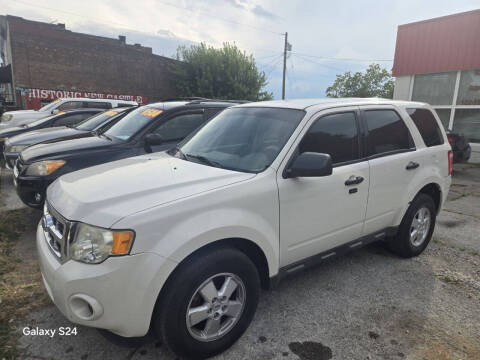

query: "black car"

left=447, top=130, right=471, bottom=163
left=3, top=107, right=134, bottom=168
left=0, top=108, right=104, bottom=162
left=14, top=99, right=242, bottom=208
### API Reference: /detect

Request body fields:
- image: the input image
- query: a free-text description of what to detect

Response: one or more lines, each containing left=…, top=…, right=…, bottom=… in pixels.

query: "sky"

left=1, top=0, right=479, bottom=99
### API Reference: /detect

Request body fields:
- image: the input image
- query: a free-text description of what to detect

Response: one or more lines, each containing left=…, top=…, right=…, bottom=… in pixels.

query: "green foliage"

left=326, top=63, right=394, bottom=99
left=175, top=43, right=273, bottom=101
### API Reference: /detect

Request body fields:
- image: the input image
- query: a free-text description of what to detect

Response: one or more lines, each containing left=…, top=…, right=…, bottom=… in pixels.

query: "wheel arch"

left=149, top=237, right=271, bottom=333
left=416, top=182, right=442, bottom=213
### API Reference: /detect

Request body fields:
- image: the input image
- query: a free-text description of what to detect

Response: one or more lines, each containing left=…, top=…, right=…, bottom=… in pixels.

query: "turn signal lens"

left=26, top=160, right=66, bottom=176
left=111, top=231, right=135, bottom=255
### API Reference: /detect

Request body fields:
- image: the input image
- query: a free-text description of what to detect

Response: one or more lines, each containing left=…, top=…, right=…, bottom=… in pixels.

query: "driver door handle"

left=406, top=161, right=420, bottom=170
left=345, top=175, right=364, bottom=186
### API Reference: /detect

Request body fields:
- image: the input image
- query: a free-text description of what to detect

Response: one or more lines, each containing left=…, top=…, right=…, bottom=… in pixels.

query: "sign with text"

left=21, top=88, right=149, bottom=110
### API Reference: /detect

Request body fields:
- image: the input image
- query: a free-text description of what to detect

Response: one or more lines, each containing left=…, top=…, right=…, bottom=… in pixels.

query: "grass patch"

left=0, top=208, right=49, bottom=359
left=467, top=250, right=479, bottom=257
left=439, top=275, right=461, bottom=286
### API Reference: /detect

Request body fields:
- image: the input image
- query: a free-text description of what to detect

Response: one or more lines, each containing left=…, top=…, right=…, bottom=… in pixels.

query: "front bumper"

left=36, top=222, right=178, bottom=337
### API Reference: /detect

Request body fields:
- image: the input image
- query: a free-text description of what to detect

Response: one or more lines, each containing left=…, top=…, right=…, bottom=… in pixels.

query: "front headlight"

left=7, top=144, right=27, bottom=153
left=70, top=223, right=135, bottom=264
left=1, top=114, right=12, bottom=122
left=25, top=160, right=66, bottom=176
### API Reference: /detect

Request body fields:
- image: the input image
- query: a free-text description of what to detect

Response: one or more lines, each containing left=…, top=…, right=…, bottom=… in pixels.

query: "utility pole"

left=282, top=32, right=292, bottom=100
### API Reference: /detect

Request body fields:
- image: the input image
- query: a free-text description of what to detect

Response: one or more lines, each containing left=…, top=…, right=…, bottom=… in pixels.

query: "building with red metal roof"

left=392, top=9, right=480, bottom=161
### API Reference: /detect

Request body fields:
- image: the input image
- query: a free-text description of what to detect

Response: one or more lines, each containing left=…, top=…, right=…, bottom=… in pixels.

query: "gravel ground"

left=2, top=164, right=479, bottom=360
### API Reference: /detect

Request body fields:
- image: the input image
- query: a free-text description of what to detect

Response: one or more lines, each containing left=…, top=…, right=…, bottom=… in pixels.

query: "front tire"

left=388, top=193, right=436, bottom=258
left=153, top=247, right=260, bottom=359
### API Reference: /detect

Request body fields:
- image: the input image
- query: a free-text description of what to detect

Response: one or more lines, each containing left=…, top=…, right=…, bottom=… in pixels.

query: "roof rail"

left=187, top=99, right=250, bottom=105
left=160, top=97, right=210, bottom=102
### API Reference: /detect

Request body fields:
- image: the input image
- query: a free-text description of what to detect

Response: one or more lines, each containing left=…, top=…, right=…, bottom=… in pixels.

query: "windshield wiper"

left=171, top=146, right=187, bottom=160
left=185, top=153, right=224, bottom=169
left=98, top=133, right=112, bottom=140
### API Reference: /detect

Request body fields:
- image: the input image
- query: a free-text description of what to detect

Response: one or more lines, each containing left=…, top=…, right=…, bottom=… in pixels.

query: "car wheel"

left=153, top=247, right=260, bottom=359
left=388, top=193, right=436, bottom=258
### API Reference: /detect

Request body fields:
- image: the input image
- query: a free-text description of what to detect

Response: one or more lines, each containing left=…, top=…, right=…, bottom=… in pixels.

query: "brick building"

left=0, top=15, right=180, bottom=109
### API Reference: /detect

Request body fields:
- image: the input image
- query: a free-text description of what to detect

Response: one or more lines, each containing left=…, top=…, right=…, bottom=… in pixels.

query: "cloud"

left=2, top=0, right=479, bottom=99
left=224, top=0, right=281, bottom=20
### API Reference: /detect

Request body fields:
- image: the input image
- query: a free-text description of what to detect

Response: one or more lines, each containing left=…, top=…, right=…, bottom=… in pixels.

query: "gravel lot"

left=1, top=164, right=479, bottom=360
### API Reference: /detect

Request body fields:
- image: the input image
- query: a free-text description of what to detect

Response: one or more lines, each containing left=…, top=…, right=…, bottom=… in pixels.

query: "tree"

left=174, top=43, right=273, bottom=101
left=326, top=63, right=394, bottom=99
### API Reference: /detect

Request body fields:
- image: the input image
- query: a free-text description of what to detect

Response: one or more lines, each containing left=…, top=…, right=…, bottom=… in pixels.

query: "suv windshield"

left=177, top=107, right=305, bottom=173
left=26, top=114, right=58, bottom=127
left=75, top=110, right=124, bottom=131
left=38, top=99, right=61, bottom=112
left=104, top=106, right=163, bottom=140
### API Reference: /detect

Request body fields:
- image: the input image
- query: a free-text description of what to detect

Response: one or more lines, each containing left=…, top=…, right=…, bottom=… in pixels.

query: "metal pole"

left=282, top=32, right=288, bottom=100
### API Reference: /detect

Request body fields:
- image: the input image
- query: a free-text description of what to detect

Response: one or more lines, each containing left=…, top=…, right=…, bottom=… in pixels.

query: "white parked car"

left=0, top=98, right=137, bottom=128
left=37, top=98, right=452, bottom=359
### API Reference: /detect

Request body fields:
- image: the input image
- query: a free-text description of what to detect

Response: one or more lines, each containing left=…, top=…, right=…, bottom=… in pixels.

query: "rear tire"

left=153, top=247, right=260, bottom=359
left=388, top=193, right=436, bottom=258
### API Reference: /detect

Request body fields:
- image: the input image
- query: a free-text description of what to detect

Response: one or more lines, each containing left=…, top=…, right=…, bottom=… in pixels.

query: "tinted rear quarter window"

left=85, top=102, right=111, bottom=109
left=299, top=112, right=359, bottom=164
left=364, top=110, right=413, bottom=156
left=407, top=108, right=444, bottom=147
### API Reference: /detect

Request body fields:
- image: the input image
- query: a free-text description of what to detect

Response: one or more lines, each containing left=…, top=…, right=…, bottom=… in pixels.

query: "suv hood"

left=20, top=135, right=116, bottom=164
left=47, top=152, right=256, bottom=227
left=0, top=110, right=46, bottom=126
left=8, top=126, right=87, bottom=146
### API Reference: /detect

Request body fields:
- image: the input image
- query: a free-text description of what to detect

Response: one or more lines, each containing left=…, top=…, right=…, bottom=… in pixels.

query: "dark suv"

left=3, top=107, right=134, bottom=168
left=14, top=99, right=243, bottom=208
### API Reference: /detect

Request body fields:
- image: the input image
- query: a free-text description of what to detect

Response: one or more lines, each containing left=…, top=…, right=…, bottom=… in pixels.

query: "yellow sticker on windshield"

left=52, top=99, right=61, bottom=104
left=141, top=109, right=163, bottom=117
left=104, top=111, right=118, bottom=117
left=56, top=111, right=66, bottom=115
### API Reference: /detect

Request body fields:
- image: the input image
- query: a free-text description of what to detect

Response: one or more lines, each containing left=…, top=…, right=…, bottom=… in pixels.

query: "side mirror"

left=284, top=152, right=333, bottom=178
left=145, top=133, right=164, bottom=146
left=51, top=109, right=60, bottom=115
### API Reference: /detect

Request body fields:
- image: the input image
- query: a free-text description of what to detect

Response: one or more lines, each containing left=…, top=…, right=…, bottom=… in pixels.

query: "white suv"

left=37, top=98, right=452, bottom=359
left=0, top=98, right=137, bottom=128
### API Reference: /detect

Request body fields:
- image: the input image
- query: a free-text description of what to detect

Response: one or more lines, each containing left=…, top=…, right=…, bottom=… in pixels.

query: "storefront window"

left=456, top=69, right=480, bottom=105
left=433, top=109, right=451, bottom=129
left=452, top=109, right=480, bottom=143
left=412, top=72, right=456, bottom=105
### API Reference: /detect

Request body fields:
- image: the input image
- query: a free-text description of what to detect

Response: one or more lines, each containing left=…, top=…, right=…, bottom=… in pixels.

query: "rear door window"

left=364, top=110, right=413, bottom=156
left=58, top=101, right=82, bottom=111
left=52, top=113, right=93, bottom=127
left=150, top=113, right=205, bottom=142
left=407, top=108, right=444, bottom=147
left=299, top=111, right=360, bottom=165
left=85, top=101, right=111, bottom=109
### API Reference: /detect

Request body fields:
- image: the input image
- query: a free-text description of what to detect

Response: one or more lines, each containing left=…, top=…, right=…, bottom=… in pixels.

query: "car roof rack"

left=160, top=97, right=210, bottom=102
left=186, top=99, right=250, bottom=105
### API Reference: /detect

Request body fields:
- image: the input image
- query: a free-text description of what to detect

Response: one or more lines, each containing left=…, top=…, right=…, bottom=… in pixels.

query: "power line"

left=255, top=53, right=283, bottom=61
left=263, top=56, right=284, bottom=79
left=293, top=55, right=344, bottom=78
left=291, top=51, right=393, bottom=62
left=293, top=53, right=347, bottom=73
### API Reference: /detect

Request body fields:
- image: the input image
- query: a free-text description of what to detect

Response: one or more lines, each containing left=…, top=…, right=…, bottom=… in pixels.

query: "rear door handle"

left=406, top=161, right=420, bottom=170
left=345, top=175, right=364, bottom=186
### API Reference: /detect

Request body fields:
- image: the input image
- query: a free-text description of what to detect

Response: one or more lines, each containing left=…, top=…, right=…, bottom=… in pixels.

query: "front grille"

left=42, top=202, right=73, bottom=262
